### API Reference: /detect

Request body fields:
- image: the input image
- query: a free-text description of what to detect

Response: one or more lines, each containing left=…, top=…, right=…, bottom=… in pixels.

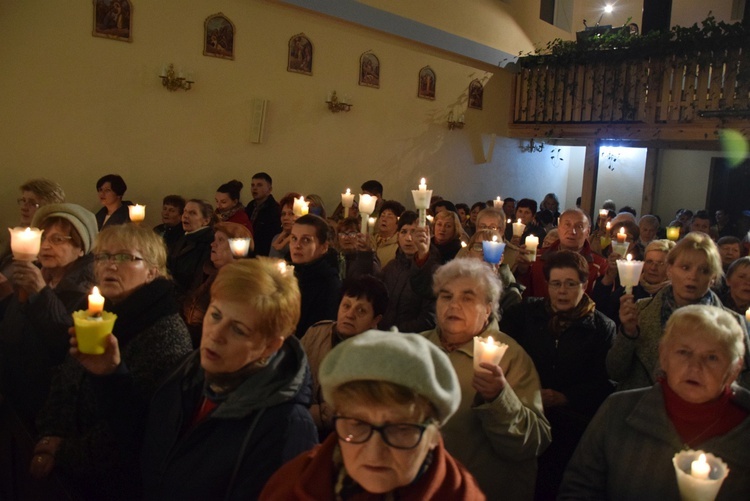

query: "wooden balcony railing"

left=511, top=47, right=750, bottom=140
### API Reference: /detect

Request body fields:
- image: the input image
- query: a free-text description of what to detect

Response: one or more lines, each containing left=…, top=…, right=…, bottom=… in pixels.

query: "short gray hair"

left=662, top=305, right=746, bottom=363
left=432, top=258, right=503, bottom=319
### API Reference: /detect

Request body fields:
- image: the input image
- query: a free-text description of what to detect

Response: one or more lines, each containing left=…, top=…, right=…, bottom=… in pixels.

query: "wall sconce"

left=159, top=63, right=194, bottom=92
left=326, top=91, right=352, bottom=112
left=447, top=112, right=464, bottom=130
left=520, top=138, right=544, bottom=153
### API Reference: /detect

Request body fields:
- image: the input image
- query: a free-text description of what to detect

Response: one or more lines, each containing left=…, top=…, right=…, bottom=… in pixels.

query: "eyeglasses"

left=17, top=198, right=40, bottom=209
left=477, top=224, right=499, bottom=231
left=339, top=232, right=358, bottom=239
left=94, top=253, right=145, bottom=265
left=41, top=234, right=72, bottom=246
left=644, top=260, right=665, bottom=268
left=333, top=416, right=432, bottom=450
left=470, top=243, right=484, bottom=252
left=548, top=280, right=584, bottom=290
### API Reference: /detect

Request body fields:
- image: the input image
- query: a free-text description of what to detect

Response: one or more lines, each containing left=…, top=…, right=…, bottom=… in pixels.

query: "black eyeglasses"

left=333, top=416, right=432, bottom=450
left=94, top=253, right=145, bottom=265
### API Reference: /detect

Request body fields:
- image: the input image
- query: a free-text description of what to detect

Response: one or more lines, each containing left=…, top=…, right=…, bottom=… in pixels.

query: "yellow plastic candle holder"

left=73, top=310, right=117, bottom=355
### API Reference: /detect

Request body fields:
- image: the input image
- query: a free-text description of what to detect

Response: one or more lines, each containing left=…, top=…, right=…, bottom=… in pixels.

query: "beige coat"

left=421, top=326, right=552, bottom=500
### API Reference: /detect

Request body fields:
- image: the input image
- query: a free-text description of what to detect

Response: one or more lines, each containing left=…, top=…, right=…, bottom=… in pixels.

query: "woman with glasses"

left=0, top=203, right=97, bottom=430
left=500, top=250, right=615, bottom=499
left=261, top=329, right=484, bottom=499
left=611, top=232, right=750, bottom=391
left=72, top=258, right=317, bottom=499
left=31, top=224, right=192, bottom=500
left=591, top=239, right=675, bottom=327
left=421, top=258, right=551, bottom=499
left=335, top=217, right=379, bottom=281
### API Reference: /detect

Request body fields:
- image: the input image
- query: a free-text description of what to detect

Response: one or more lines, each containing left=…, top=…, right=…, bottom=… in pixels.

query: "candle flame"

left=487, top=335, right=494, bottom=344
left=345, top=188, right=350, bottom=195
left=420, top=178, right=426, bottom=185
left=507, top=219, right=511, bottom=224
left=496, top=196, right=501, bottom=201
left=626, top=254, right=632, bottom=261
left=619, top=227, right=625, bottom=235
left=517, top=219, right=522, bottom=224
left=698, top=453, right=706, bottom=463
left=24, top=227, right=32, bottom=234
left=92, top=286, right=100, bottom=295
left=606, top=222, right=612, bottom=229
left=461, top=241, right=467, bottom=248
left=492, top=235, right=498, bottom=242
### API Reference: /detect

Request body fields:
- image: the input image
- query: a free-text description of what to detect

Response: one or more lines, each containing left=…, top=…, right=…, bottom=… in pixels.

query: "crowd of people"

left=0, top=172, right=749, bottom=500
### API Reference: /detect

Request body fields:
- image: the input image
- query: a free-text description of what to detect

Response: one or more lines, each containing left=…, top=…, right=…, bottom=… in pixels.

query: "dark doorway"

left=707, top=157, right=750, bottom=230
left=642, top=0, right=672, bottom=34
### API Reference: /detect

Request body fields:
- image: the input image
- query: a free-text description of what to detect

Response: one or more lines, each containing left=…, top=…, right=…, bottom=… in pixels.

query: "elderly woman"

left=168, top=199, right=214, bottom=298
left=261, top=330, right=484, bottom=499
left=95, top=174, right=131, bottom=230
left=291, top=214, right=341, bottom=337
left=610, top=232, right=750, bottom=391
left=182, top=221, right=252, bottom=346
left=719, top=256, right=750, bottom=315
left=500, top=250, right=615, bottom=499
left=432, top=210, right=465, bottom=263
left=373, top=200, right=405, bottom=267
left=71, top=258, right=318, bottom=499
left=335, top=217, right=380, bottom=280
left=0, top=204, right=97, bottom=428
left=32, top=224, right=193, bottom=500
left=301, top=276, right=388, bottom=437
left=1, top=179, right=66, bottom=290
left=379, top=211, right=442, bottom=333
left=591, top=239, right=675, bottom=326
left=269, top=192, right=302, bottom=259
left=561, top=305, right=750, bottom=499
left=421, top=258, right=551, bottom=498
left=214, top=179, right=253, bottom=233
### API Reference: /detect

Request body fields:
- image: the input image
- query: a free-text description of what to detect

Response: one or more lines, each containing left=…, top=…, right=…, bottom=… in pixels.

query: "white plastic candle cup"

left=128, top=204, right=146, bottom=222
left=611, top=241, right=630, bottom=257
left=672, top=449, right=729, bottom=501
left=411, top=190, right=432, bottom=210
left=228, top=238, right=252, bottom=257
left=473, top=335, right=509, bottom=372
left=493, top=197, right=503, bottom=208
left=9, top=227, right=43, bottom=261
left=616, top=256, right=644, bottom=291
left=482, top=239, right=506, bottom=265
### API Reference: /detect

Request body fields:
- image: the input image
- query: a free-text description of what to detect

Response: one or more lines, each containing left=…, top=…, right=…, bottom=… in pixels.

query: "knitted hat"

left=31, top=203, right=98, bottom=254
left=319, top=330, right=460, bottom=425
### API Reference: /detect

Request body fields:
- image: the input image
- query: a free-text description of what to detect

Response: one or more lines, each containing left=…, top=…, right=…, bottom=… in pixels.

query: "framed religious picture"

left=417, top=66, right=436, bottom=100
left=204, top=13, right=235, bottom=60
left=468, top=79, right=484, bottom=110
left=93, top=0, right=132, bottom=42
left=288, top=34, right=313, bottom=75
left=359, top=52, right=380, bottom=88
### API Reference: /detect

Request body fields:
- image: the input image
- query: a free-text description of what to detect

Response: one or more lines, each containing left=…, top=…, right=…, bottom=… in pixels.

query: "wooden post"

left=580, top=140, right=600, bottom=218
left=641, top=147, right=659, bottom=216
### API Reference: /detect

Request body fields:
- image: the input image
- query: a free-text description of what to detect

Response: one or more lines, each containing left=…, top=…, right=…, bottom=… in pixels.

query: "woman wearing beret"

left=71, top=258, right=317, bottom=499
left=261, top=329, right=484, bottom=499
left=561, top=305, right=750, bottom=499
left=0, top=203, right=97, bottom=429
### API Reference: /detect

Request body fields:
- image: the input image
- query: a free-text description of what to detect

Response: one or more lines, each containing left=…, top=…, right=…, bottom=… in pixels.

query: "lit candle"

left=473, top=335, right=509, bottom=372
left=507, top=218, right=512, bottom=224
left=277, top=261, right=294, bottom=275
left=525, top=235, right=539, bottom=262
left=691, top=453, right=710, bottom=480
left=745, top=307, right=750, bottom=323
left=493, top=197, right=503, bottom=208
left=616, top=227, right=627, bottom=243
left=341, top=188, right=355, bottom=219
left=461, top=241, right=467, bottom=248
left=419, top=178, right=427, bottom=191
left=228, top=238, right=252, bottom=257
left=8, top=227, right=43, bottom=261
left=368, top=217, right=376, bottom=235
left=667, top=226, right=680, bottom=241
left=599, top=209, right=608, bottom=218
left=88, top=286, right=105, bottom=317
left=128, top=204, right=145, bottom=222
left=411, top=180, right=432, bottom=228
left=482, top=235, right=506, bottom=265
left=606, top=221, right=612, bottom=231
left=616, top=254, right=645, bottom=294
left=512, top=218, right=526, bottom=237
left=292, top=196, right=309, bottom=217
left=358, top=194, right=377, bottom=233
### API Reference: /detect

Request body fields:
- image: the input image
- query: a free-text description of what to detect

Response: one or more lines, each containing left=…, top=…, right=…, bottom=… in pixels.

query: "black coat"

left=168, top=227, right=214, bottom=299
left=294, top=253, right=341, bottom=338
left=95, top=203, right=131, bottom=231
left=245, top=195, right=281, bottom=257
left=140, top=337, right=318, bottom=500
left=0, top=254, right=95, bottom=428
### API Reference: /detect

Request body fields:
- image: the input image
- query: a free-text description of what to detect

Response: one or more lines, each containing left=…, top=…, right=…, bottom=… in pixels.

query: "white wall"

left=655, top=150, right=715, bottom=221
left=595, top=147, right=647, bottom=215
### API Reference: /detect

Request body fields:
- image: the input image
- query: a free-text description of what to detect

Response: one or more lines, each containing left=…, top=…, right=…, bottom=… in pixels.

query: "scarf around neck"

left=216, top=203, right=244, bottom=222
left=659, top=285, right=721, bottom=327
left=545, top=293, right=596, bottom=336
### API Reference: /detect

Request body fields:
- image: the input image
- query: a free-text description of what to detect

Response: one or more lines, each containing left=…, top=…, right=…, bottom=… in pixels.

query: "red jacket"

left=518, top=240, right=607, bottom=298
left=260, top=433, right=485, bottom=500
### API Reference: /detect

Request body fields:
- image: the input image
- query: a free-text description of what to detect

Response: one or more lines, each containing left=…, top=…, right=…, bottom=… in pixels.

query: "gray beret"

left=31, top=203, right=98, bottom=254
left=319, top=330, right=460, bottom=425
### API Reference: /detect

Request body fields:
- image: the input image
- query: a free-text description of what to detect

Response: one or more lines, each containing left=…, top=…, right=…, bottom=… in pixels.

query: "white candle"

left=473, top=335, right=509, bottom=372
left=691, top=453, right=710, bottom=480
left=606, top=221, right=612, bottom=231
left=411, top=179, right=432, bottom=228
left=525, top=235, right=539, bottom=262
left=493, top=197, right=503, bottom=208
left=512, top=219, right=526, bottom=237
left=128, top=204, right=146, bottom=222
left=341, top=188, right=355, bottom=218
left=8, top=227, right=43, bottom=261
left=88, top=286, right=105, bottom=317
left=358, top=194, right=376, bottom=215
left=616, top=227, right=627, bottom=243
left=616, top=254, right=645, bottom=294
left=419, top=178, right=427, bottom=191
left=292, top=196, right=309, bottom=217
left=228, top=238, right=251, bottom=257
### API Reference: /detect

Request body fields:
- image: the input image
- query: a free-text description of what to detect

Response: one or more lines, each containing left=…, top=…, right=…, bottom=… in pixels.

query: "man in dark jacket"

left=244, top=172, right=281, bottom=256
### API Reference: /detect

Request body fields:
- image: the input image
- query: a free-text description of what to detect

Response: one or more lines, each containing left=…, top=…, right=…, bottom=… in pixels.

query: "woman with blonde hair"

left=432, top=210, right=467, bottom=263
left=71, top=257, right=317, bottom=499
left=610, top=232, right=750, bottom=391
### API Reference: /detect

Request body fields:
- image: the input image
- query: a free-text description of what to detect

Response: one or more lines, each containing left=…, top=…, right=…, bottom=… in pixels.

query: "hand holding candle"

left=411, top=178, right=432, bottom=227
left=473, top=335, right=509, bottom=372
left=358, top=194, right=377, bottom=233
left=9, top=227, right=43, bottom=261
left=73, top=286, right=117, bottom=355
left=673, top=449, right=729, bottom=501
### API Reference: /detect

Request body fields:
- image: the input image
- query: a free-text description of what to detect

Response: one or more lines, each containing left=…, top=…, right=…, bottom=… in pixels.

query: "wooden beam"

left=580, top=141, right=600, bottom=218
left=641, top=147, right=659, bottom=215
